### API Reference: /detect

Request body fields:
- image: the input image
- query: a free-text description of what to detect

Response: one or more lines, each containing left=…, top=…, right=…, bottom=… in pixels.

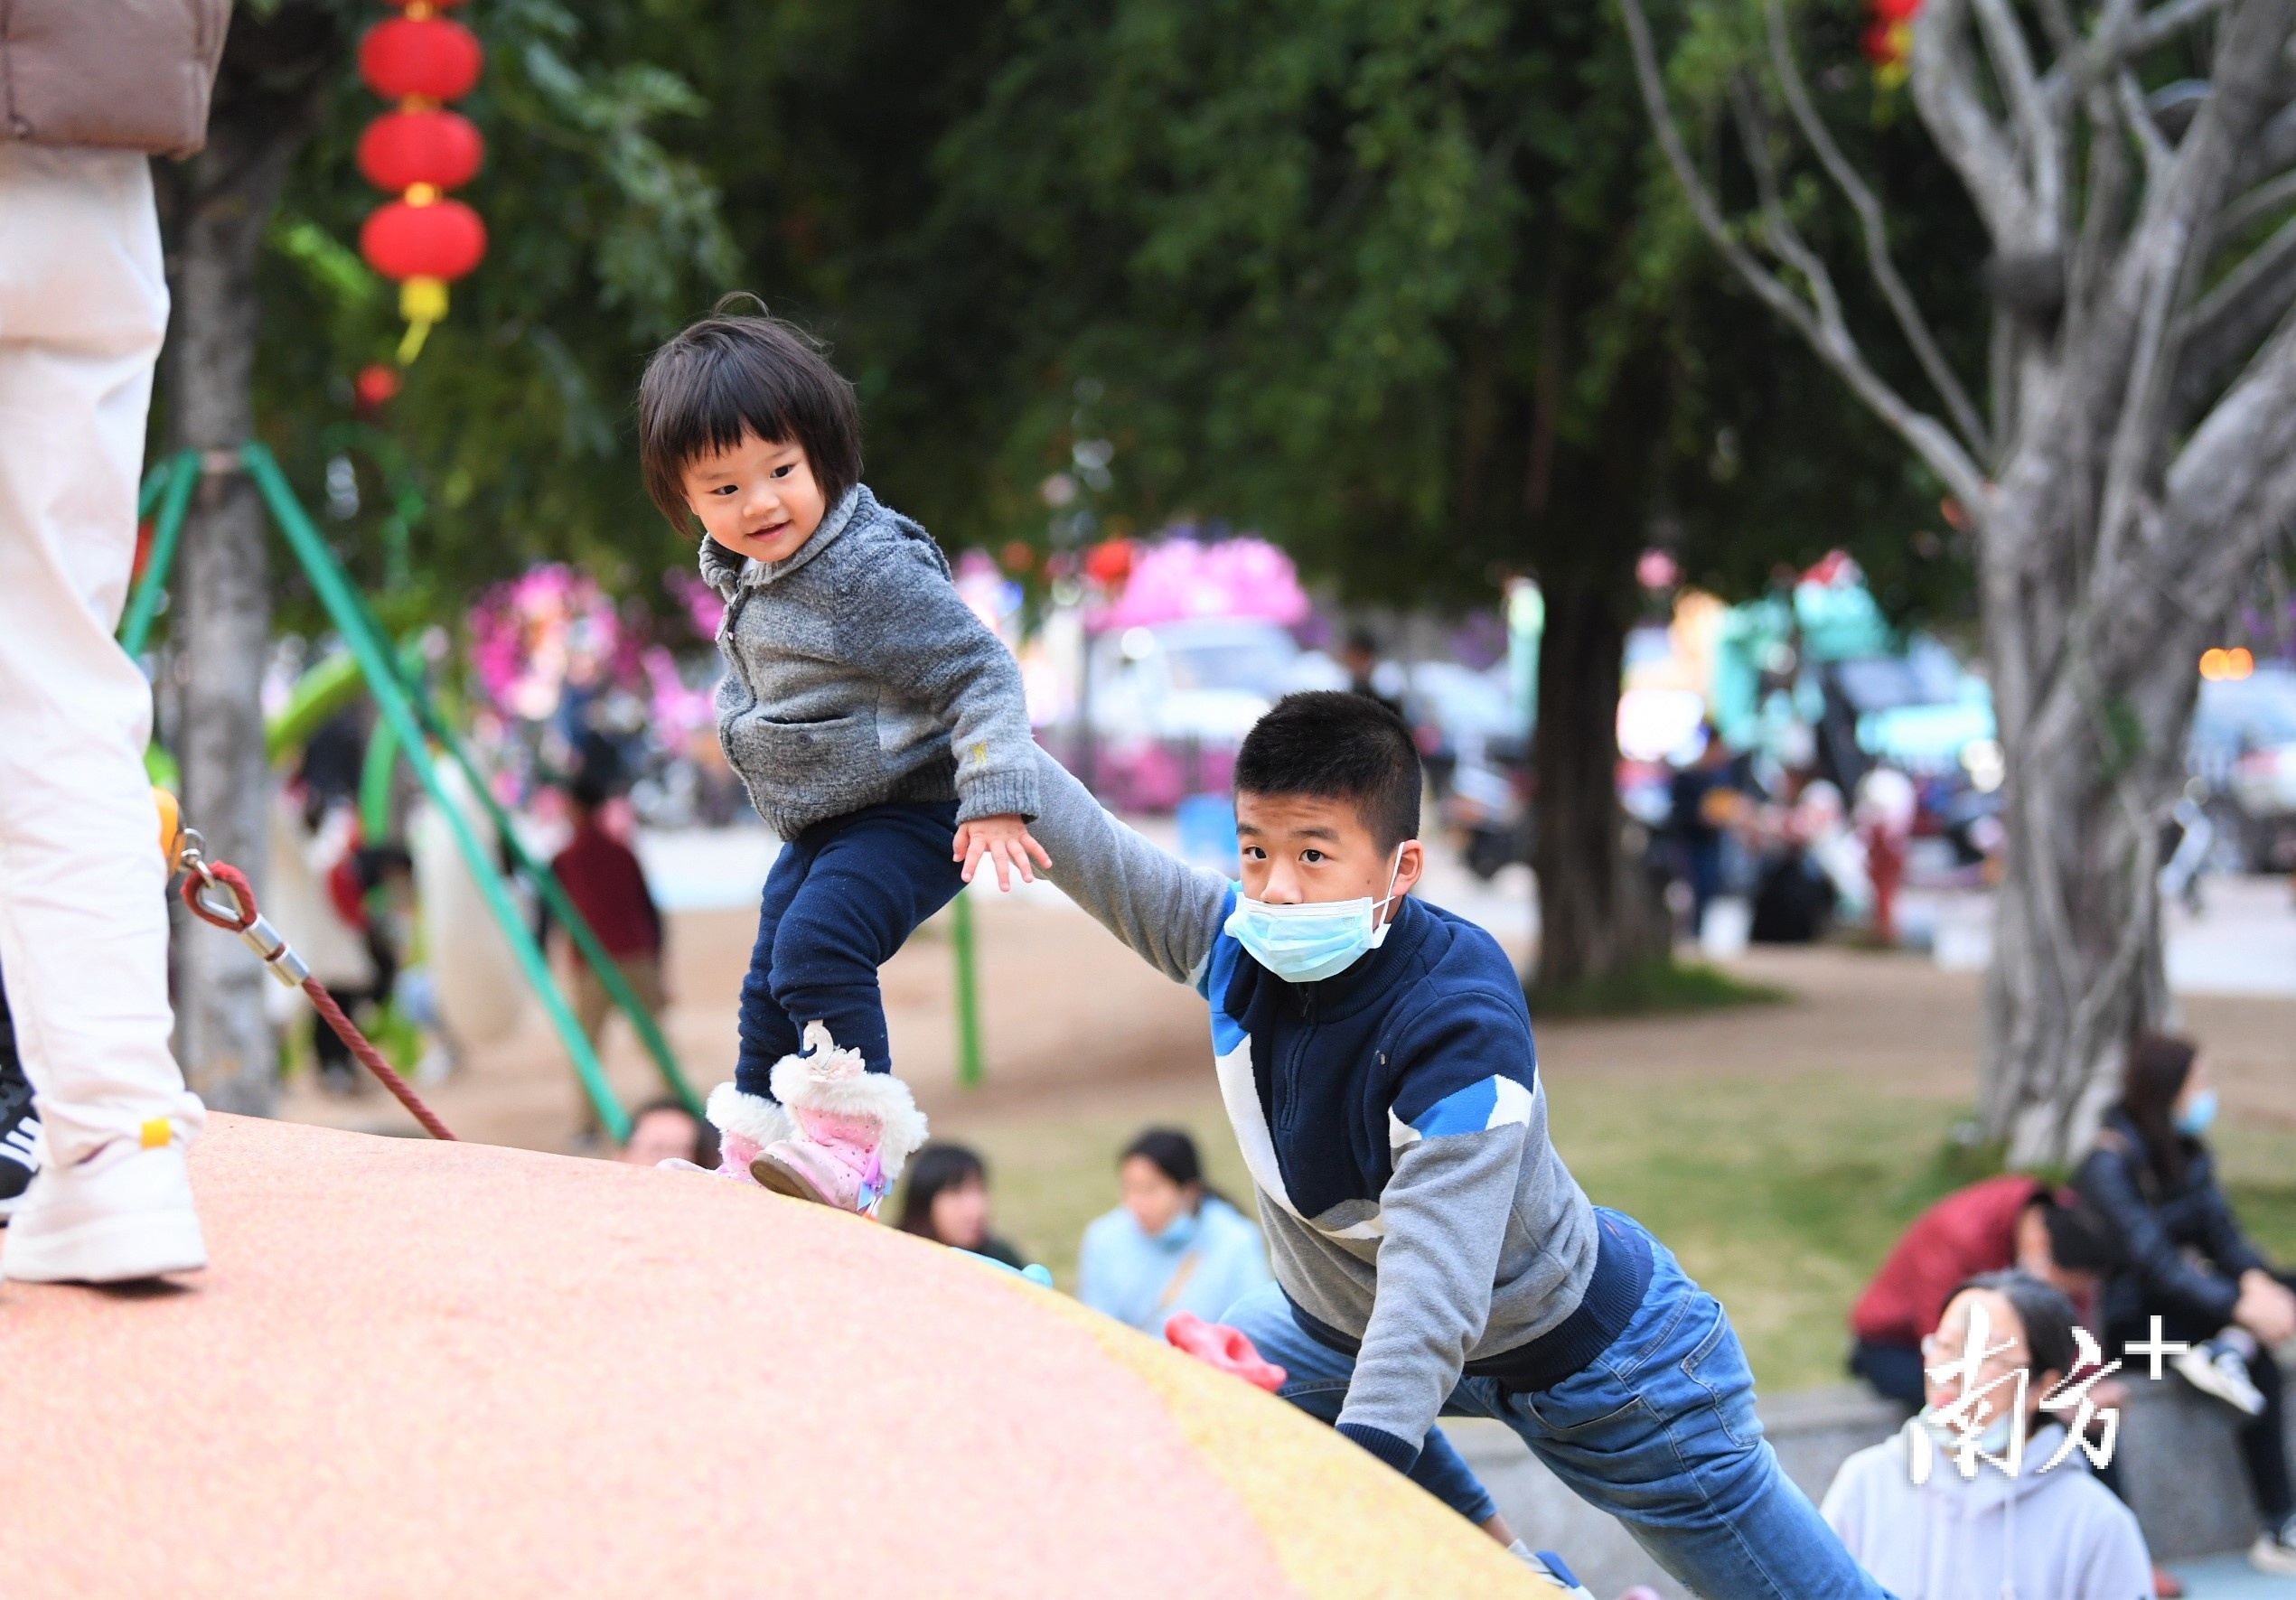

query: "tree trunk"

left=1532, top=573, right=1666, bottom=989
left=1975, top=414, right=2262, bottom=1165
left=158, top=7, right=342, bottom=1112
left=1618, top=0, right=2296, bottom=1163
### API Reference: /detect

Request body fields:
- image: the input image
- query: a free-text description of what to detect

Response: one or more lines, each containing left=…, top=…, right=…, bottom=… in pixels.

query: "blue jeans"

left=1224, top=1212, right=1888, bottom=1600
left=735, top=800, right=965, bottom=1093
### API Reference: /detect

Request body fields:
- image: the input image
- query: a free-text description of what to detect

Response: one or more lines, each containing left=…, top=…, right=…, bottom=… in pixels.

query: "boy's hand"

left=953, top=814, right=1053, bottom=892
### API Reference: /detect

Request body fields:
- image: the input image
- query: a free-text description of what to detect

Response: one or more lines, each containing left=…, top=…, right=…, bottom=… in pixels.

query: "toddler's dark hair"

left=1233, top=690, right=1420, bottom=850
left=637, top=295, right=862, bottom=530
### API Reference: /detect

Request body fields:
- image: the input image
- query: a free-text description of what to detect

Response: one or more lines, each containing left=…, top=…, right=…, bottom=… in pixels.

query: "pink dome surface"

left=0, top=1116, right=1525, bottom=1597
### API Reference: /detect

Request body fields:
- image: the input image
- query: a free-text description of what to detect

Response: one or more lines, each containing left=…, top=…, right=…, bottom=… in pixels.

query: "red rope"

left=179, top=857, right=457, bottom=1141
left=300, top=976, right=457, bottom=1142
left=185, top=861, right=258, bottom=932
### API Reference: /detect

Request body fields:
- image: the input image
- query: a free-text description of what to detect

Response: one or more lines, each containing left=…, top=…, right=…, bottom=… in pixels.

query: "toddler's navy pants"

left=735, top=800, right=966, bottom=1095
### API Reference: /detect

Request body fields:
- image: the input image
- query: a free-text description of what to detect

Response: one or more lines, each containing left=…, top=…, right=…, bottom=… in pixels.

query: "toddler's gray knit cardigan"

left=700, top=485, right=1040, bottom=838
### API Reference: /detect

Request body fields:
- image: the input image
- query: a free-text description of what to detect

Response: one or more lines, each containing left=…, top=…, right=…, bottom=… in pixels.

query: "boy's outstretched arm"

left=1027, top=746, right=1230, bottom=987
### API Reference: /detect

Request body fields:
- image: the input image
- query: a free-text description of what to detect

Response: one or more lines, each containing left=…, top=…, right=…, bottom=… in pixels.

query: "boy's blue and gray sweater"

left=1030, top=752, right=1652, bottom=1471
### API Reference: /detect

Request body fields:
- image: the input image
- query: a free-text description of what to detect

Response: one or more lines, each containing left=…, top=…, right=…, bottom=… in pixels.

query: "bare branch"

left=2217, top=167, right=2296, bottom=241
left=2069, top=80, right=2133, bottom=317
left=1973, top=0, right=2063, bottom=227
left=1764, top=0, right=1991, bottom=460
left=2132, top=307, right=2296, bottom=628
left=2117, top=71, right=2173, bottom=179
left=1729, top=76, right=1851, bottom=333
left=2172, top=211, right=2296, bottom=422
left=1910, top=0, right=2041, bottom=249
left=2234, top=100, right=2296, bottom=192
left=1613, top=0, right=1986, bottom=508
left=2035, top=0, right=2082, bottom=54
left=2090, top=205, right=2186, bottom=581
left=2047, top=0, right=2234, bottom=107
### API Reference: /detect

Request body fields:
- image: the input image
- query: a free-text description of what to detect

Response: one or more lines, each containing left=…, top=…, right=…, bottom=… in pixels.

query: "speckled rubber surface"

left=0, top=1115, right=1532, bottom=1597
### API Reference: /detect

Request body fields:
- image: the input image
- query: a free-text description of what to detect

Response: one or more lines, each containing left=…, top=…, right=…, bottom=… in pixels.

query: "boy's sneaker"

left=749, top=1022, right=926, bottom=1218
left=2254, top=1515, right=2296, bottom=1577
left=2174, top=1335, right=2267, bottom=1417
left=1, top=1129, right=205, bottom=1283
left=1505, top=1544, right=1597, bottom=1597
left=0, top=1078, right=39, bottom=1221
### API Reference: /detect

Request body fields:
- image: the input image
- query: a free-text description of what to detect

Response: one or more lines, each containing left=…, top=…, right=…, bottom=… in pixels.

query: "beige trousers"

left=0, top=144, right=203, bottom=1166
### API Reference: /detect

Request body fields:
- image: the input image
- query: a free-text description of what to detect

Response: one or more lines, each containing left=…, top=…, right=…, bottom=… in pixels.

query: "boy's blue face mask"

left=2176, top=1086, right=2218, bottom=1137
left=1223, top=846, right=1407, bottom=984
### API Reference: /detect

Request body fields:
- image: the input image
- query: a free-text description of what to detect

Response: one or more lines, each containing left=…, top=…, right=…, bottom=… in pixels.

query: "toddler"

left=638, top=302, right=1047, bottom=1214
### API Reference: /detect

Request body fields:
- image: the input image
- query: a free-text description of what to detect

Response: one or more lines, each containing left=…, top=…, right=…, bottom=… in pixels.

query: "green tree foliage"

left=904, top=0, right=1981, bottom=982
left=239, top=0, right=1978, bottom=626
left=241, top=0, right=736, bottom=627
left=916, top=0, right=1974, bottom=614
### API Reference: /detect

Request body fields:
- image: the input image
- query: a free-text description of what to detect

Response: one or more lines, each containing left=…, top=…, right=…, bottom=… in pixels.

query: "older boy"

left=1031, top=691, right=1883, bottom=1598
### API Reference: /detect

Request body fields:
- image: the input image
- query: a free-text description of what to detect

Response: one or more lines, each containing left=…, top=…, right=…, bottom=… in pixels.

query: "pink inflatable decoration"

left=1089, top=537, right=1310, bottom=633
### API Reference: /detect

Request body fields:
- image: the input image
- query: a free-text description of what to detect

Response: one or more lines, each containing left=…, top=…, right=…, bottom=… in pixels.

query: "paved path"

left=2171, top=1553, right=2296, bottom=1598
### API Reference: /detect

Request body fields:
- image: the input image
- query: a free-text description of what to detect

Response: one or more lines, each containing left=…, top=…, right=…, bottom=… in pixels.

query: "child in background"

left=637, top=301, right=1047, bottom=1214
left=551, top=771, right=666, bottom=1137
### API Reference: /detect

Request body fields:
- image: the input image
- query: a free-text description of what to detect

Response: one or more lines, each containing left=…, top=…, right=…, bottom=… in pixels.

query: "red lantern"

left=360, top=197, right=487, bottom=282
left=357, top=108, right=483, bottom=192
left=359, top=16, right=483, bottom=102
left=359, top=3, right=487, bottom=363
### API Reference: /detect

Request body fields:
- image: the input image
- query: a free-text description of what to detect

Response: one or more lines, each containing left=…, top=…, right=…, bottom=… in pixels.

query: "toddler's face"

left=681, top=428, right=828, bottom=565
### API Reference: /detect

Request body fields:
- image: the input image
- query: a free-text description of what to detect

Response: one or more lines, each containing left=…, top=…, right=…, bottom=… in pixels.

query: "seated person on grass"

left=1026, top=690, right=1884, bottom=1598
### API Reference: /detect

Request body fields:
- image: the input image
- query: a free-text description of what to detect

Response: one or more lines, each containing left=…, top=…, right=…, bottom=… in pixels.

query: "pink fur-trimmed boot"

left=749, top=1022, right=928, bottom=1217
left=677, top=1082, right=798, bottom=1183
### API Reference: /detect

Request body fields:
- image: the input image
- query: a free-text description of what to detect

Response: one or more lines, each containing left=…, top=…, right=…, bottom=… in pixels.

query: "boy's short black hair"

left=2038, top=1194, right=2124, bottom=1274
left=637, top=295, right=862, bottom=530
left=1233, top=690, right=1420, bottom=850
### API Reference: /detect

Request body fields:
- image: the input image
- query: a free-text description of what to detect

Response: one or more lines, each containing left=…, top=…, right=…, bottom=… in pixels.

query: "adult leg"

left=1504, top=1215, right=1884, bottom=1600
left=2236, top=1343, right=2293, bottom=1529
left=560, top=953, right=612, bottom=1135
left=0, top=956, right=37, bottom=1214
left=0, top=145, right=204, bottom=1282
left=617, top=953, right=665, bottom=1025
left=766, top=803, right=965, bottom=1073
left=1222, top=1283, right=1501, bottom=1528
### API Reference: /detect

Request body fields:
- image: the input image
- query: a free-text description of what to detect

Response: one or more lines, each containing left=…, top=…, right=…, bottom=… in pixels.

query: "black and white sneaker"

left=2175, top=1335, right=2267, bottom=1417
left=0, top=1080, right=38, bottom=1221
left=0, top=962, right=30, bottom=1220
left=2254, top=1514, right=2296, bottom=1577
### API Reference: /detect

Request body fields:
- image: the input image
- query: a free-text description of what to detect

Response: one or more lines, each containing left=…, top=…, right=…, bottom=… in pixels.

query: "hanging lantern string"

left=356, top=0, right=487, bottom=364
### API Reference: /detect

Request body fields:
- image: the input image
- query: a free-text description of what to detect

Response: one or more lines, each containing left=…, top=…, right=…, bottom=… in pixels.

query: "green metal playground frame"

left=130, top=444, right=708, bottom=1142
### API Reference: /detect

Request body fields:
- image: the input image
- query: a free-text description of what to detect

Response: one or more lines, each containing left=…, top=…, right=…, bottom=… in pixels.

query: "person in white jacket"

left=1822, top=1270, right=2157, bottom=1600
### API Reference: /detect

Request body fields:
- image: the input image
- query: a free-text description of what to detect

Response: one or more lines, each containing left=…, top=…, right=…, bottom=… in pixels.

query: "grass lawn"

left=936, top=1070, right=2296, bottom=1395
